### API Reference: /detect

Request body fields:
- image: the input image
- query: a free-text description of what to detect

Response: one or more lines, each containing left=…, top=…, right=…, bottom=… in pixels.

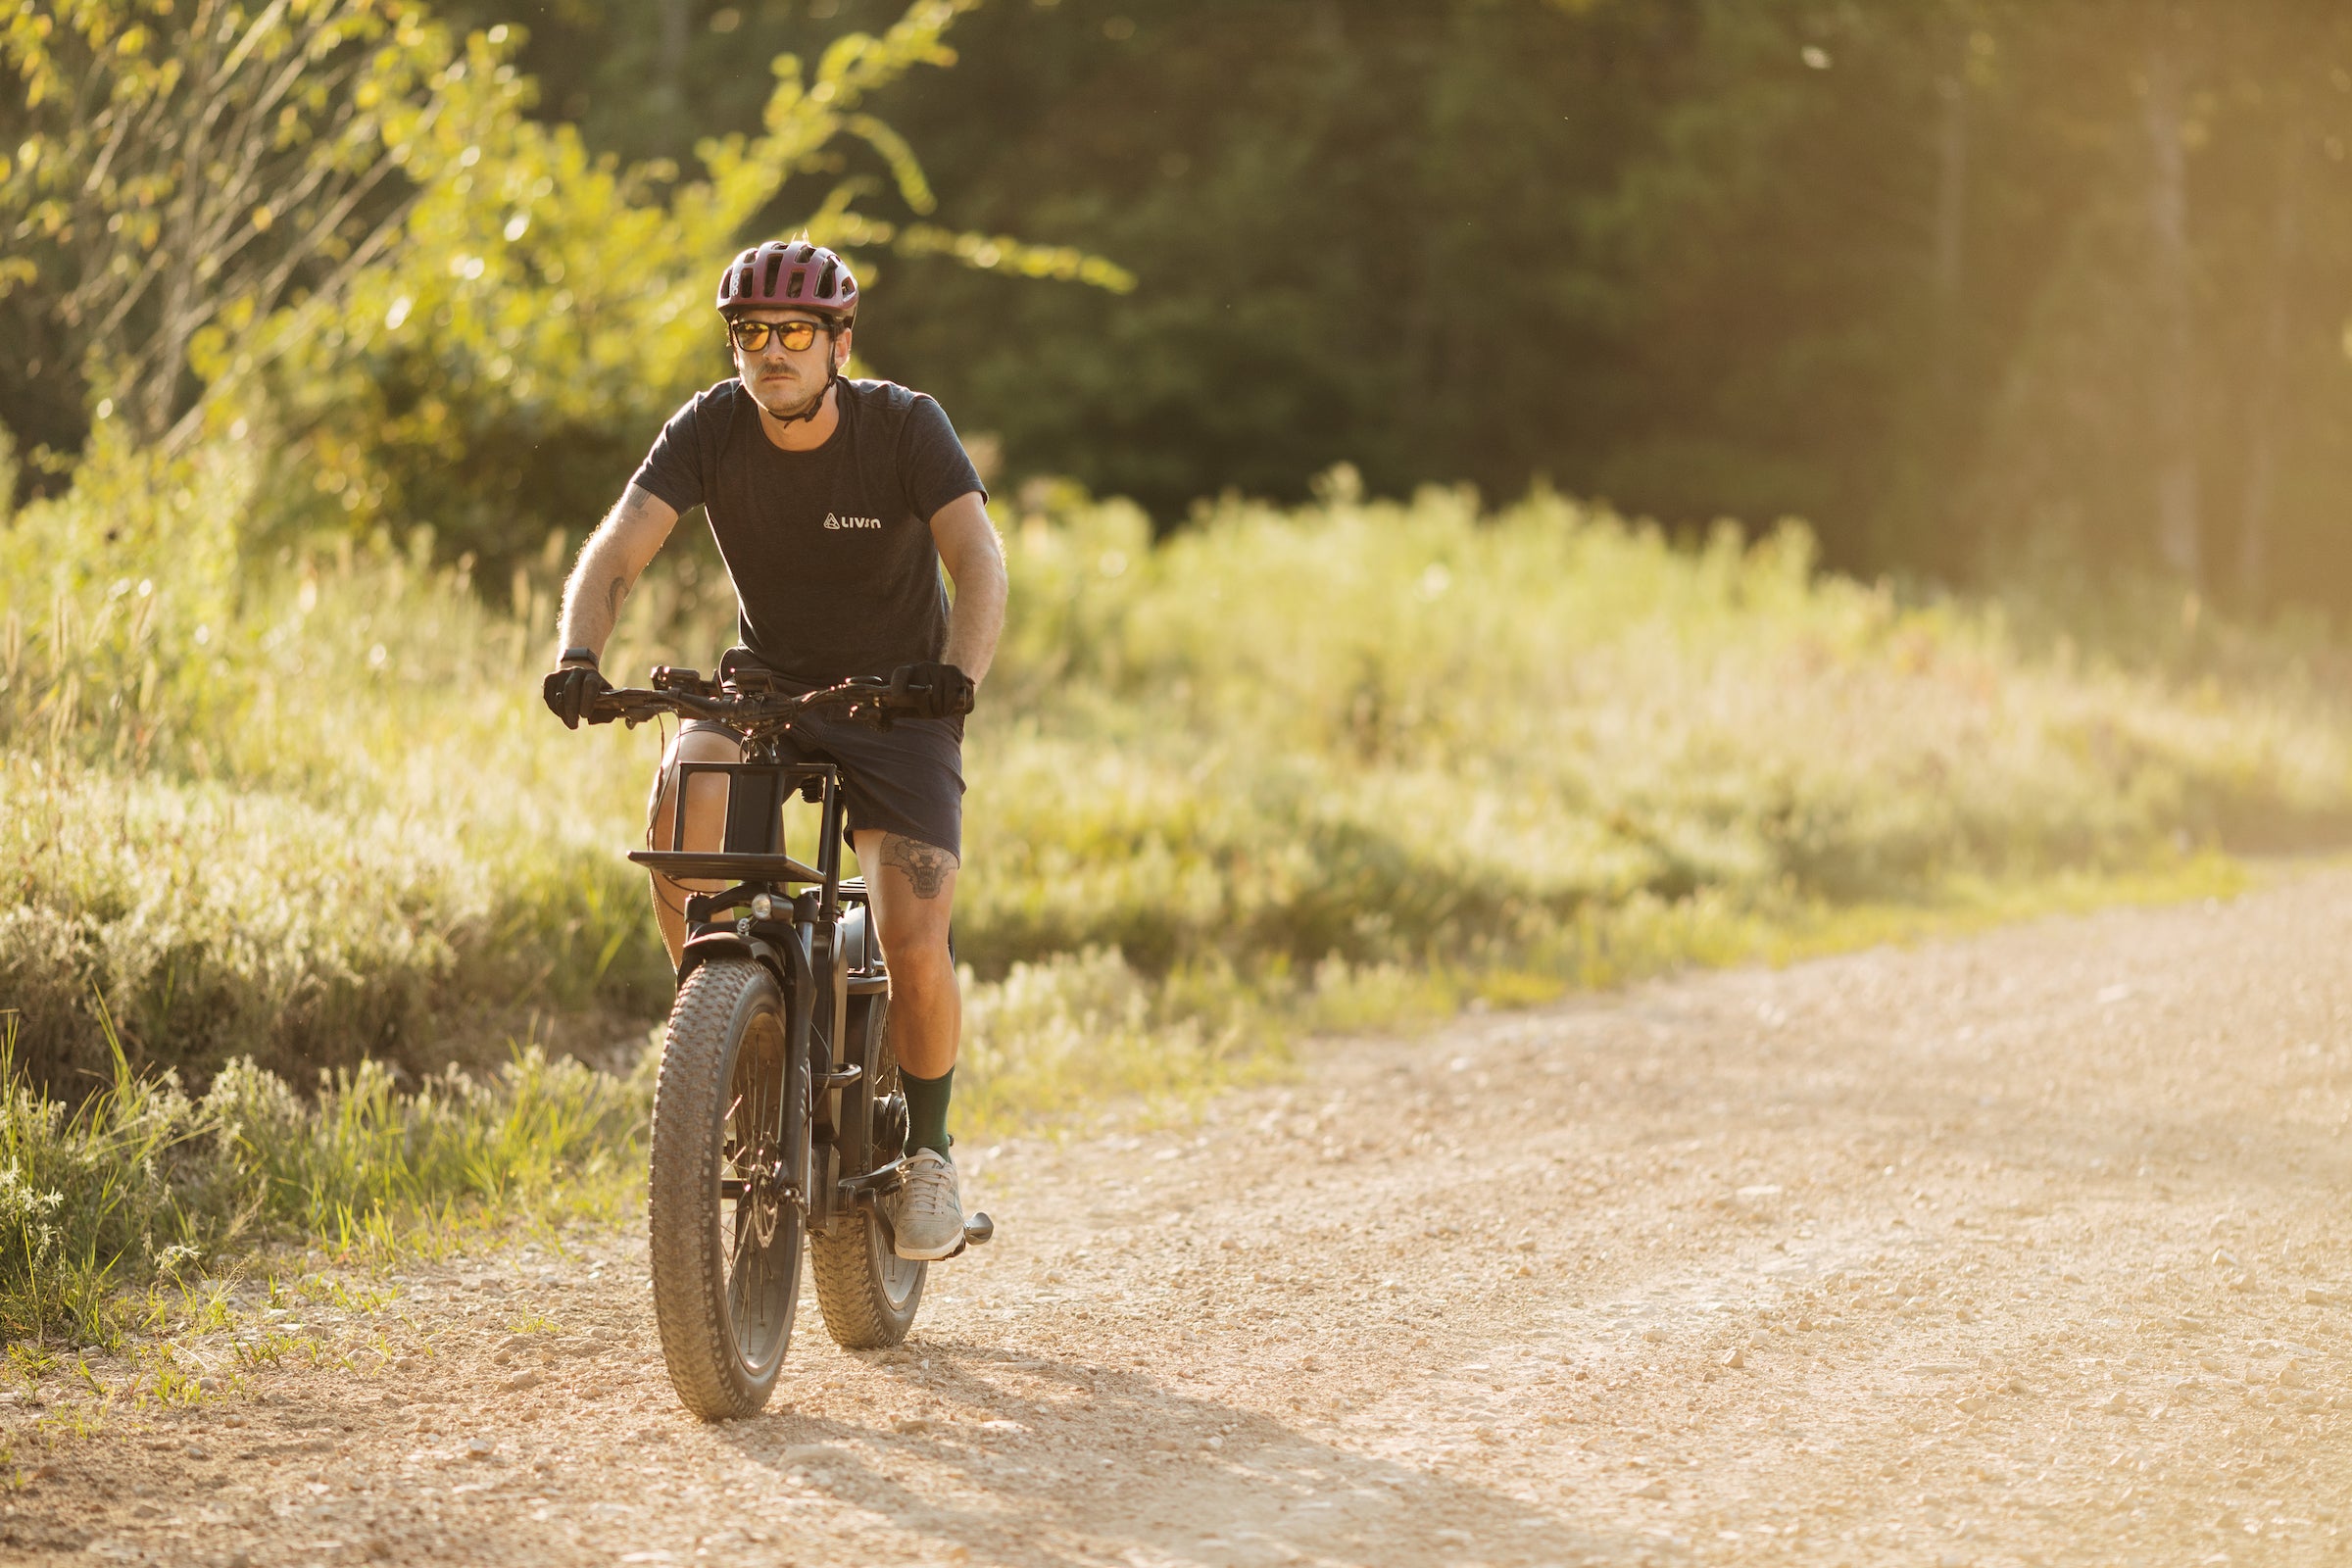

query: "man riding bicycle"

left=541, top=240, right=1005, bottom=1264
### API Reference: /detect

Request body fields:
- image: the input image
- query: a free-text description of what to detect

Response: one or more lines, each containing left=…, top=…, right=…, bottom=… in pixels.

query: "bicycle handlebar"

left=585, top=670, right=965, bottom=730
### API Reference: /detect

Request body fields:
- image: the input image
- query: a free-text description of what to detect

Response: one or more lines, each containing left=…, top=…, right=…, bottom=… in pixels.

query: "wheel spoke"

left=739, top=1236, right=764, bottom=1334
left=730, top=1202, right=755, bottom=1272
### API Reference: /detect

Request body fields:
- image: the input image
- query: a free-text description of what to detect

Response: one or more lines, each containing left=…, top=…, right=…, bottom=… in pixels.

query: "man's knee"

left=871, top=893, right=956, bottom=992
left=885, top=925, right=956, bottom=978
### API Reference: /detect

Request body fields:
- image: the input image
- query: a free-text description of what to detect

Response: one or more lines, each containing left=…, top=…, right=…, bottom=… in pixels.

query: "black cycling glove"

left=887, top=661, right=975, bottom=719
left=542, top=663, right=613, bottom=730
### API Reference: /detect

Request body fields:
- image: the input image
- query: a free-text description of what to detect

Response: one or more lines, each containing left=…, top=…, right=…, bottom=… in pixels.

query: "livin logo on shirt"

left=823, top=513, right=884, bottom=531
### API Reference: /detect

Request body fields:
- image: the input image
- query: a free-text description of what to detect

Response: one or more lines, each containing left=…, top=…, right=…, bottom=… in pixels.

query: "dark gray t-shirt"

left=629, top=377, right=985, bottom=685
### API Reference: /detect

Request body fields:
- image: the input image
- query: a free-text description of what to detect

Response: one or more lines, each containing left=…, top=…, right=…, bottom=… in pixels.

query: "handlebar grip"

left=579, top=673, right=959, bottom=729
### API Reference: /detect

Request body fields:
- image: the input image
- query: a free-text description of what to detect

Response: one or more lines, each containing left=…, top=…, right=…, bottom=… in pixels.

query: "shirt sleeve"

left=629, top=393, right=709, bottom=514
left=899, top=394, right=987, bottom=521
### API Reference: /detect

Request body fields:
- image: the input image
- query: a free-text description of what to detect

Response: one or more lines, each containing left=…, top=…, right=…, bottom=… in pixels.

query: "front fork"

left=800, top=913, right=848, bottom=1235
left=684, top=918, right=823, bottom=1224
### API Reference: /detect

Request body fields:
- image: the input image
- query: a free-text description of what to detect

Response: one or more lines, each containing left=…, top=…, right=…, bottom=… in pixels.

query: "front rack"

left=626, top=850, right=824, bottom=884
left=632, top=758, right=840, bottom=897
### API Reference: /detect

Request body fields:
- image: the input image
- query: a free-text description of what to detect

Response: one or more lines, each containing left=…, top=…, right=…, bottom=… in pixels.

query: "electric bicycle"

left=588, top=665, right=993, bottom=1419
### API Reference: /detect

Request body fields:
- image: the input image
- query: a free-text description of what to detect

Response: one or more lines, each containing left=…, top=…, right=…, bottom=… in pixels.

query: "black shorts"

left=657, top=689, right=965, bottom=860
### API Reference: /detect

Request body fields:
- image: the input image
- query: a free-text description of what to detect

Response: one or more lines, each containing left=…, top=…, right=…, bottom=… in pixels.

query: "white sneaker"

left=886, top=1150, right=964, bottom=1260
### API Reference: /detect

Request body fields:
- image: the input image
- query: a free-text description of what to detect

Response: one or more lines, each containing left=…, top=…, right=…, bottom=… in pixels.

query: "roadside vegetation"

left=8, top=424, right=2352, bottom=1342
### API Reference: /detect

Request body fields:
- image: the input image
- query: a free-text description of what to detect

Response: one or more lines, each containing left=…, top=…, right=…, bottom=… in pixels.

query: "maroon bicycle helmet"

left=715, top=240, right=858, bottom=321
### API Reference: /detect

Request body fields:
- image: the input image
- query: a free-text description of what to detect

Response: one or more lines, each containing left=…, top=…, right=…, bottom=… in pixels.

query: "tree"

left=242, top=0, right=1128, bottom=570
left=0, top=0, right=473, bottom=450
left=1, top=0, right=1128, bottom=571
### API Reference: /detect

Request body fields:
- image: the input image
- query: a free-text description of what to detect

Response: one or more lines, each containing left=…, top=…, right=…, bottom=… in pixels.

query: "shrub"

left=8, top=444, right=2352, bottom=1096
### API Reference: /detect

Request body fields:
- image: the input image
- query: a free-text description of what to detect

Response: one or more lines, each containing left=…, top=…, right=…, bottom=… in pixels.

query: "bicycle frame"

left=627, top=734, right=891, bottom=1239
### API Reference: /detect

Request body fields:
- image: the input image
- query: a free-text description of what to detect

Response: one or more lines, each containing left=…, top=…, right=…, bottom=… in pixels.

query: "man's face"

left=729, top=308, right=850, bottom=419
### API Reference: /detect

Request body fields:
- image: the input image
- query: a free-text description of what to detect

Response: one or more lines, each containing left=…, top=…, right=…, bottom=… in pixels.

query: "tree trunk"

left=1932, top=39, right=1969, bottom=373
left=658, top=0, right=692, bottom=114
left=2142, top=34, right=2201, bottom=585
left=2236, top=123, right=2300, bottom=609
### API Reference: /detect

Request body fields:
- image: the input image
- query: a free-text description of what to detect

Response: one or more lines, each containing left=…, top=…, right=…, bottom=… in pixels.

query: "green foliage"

left=0, top=755, right=668, bottom=1093
left=0, top=0, right=492, bottom=446
left=960, top=476, right=2352, bottom=979
left=7, top=433, right=2352, bottom=1339
left=0, top=1017, right=643, bottom=1344
left=1, top=0, right=1126, bottom=575
left=205, top=1047, right=648, bottom=1246
left=8, top=429, right=2352, bottom=1103
left=0, top=426, right=246, bottom=767
left=221, top=0, right=1126, bottom=574
left=808, top=0, right=2352, bottom=607
left=0, top=1013, right=219, bottom=1344
left=0, top=435, right=671, bottom=1092
left=14, top=0, right=2352, bottom=606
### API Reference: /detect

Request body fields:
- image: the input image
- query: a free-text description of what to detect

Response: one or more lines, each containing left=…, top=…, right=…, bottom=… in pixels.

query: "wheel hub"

left=745, top=1135, right=784, bottom=1248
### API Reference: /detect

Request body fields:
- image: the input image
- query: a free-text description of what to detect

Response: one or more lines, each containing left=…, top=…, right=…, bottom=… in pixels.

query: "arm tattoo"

left=882, top=834, right=957, bottom=900
left=604, top=574, right=625, bottom=622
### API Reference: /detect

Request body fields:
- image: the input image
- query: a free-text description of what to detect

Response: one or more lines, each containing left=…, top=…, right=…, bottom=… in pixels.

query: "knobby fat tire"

left=647, top=958, right=802, bottom=1419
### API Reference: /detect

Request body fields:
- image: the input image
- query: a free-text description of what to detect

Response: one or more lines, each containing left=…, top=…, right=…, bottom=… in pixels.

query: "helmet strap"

left=772, top=366, right=837, bottom=425
left=766, top=324, right=846, bottom=426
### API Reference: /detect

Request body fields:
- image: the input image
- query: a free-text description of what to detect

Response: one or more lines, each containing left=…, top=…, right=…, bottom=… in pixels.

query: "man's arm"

left=930, top=490, right=1007, bottom=685
left=555, top=484, right=681, bottom=663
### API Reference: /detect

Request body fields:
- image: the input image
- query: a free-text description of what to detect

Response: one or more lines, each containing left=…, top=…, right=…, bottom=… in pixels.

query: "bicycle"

left=586, top=664, right=994, bottom=1420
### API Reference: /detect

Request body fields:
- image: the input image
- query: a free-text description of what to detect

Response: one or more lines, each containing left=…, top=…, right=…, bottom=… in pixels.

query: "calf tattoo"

left=883, top=834, right=957, bottom=900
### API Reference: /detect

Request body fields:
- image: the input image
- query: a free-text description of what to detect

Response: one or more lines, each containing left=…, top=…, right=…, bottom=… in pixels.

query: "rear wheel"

left=648, top=958, right=803, bottom=1419
left=810, top=994, right=924, bottom=1348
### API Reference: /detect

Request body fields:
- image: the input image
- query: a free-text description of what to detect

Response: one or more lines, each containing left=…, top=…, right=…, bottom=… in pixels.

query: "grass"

left=0, top=1006, right=646, bottom=1348
left=5, top=436, right=2352, bottom=1342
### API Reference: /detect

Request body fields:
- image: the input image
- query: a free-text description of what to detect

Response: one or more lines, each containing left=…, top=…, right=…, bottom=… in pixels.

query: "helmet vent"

left=785, top=270, right=805, bottom=299
left=798, top=243, right=816, bottom=263
left=816, top=261, right=837, bottom=299
left=761, top=248, right=786, bottom=297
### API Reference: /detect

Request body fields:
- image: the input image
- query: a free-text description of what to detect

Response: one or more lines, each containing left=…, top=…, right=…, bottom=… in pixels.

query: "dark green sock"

left=901, top=1066, right=954, bottom=1159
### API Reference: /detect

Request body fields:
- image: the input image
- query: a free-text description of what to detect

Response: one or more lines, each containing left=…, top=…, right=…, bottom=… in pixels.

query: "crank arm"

left=837, top=1156, right=908, bottom=1205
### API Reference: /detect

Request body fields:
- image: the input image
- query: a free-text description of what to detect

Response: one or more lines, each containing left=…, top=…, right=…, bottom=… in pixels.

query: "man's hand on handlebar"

left=543, top=657, right=615, bottom=730
left=570, top=666, right=968, bottom=732
left=886, top=661, right=976, bottom=719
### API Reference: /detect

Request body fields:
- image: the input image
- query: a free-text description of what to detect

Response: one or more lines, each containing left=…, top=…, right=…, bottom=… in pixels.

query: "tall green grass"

left=9, top=437, right=2352, bottom=1088
left=0, top=1006, right=645, bottom=1346
left=0, top=1011, right=220, bottom=1345
left=6, top=436, right=2352, bottom=1336
left=966, top=486, right=2351, bottom=976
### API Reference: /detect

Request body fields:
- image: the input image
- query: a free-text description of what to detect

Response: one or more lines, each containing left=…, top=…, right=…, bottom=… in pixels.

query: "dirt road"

left=21, top=871, right=2352, bottom=1567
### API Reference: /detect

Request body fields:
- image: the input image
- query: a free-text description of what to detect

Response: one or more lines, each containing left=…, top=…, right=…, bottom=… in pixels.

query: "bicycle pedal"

left=962, top=1211, right=995, bottom=1248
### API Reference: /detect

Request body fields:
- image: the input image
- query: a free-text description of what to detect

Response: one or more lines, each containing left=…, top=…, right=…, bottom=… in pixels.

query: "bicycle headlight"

left=751, top=894, right=774, bottom=920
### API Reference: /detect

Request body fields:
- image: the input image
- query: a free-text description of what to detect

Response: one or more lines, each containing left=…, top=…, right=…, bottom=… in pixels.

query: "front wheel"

left=810, top=993, right=924, bottom=1348
left=648, top=958, right=804, bottom=1419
